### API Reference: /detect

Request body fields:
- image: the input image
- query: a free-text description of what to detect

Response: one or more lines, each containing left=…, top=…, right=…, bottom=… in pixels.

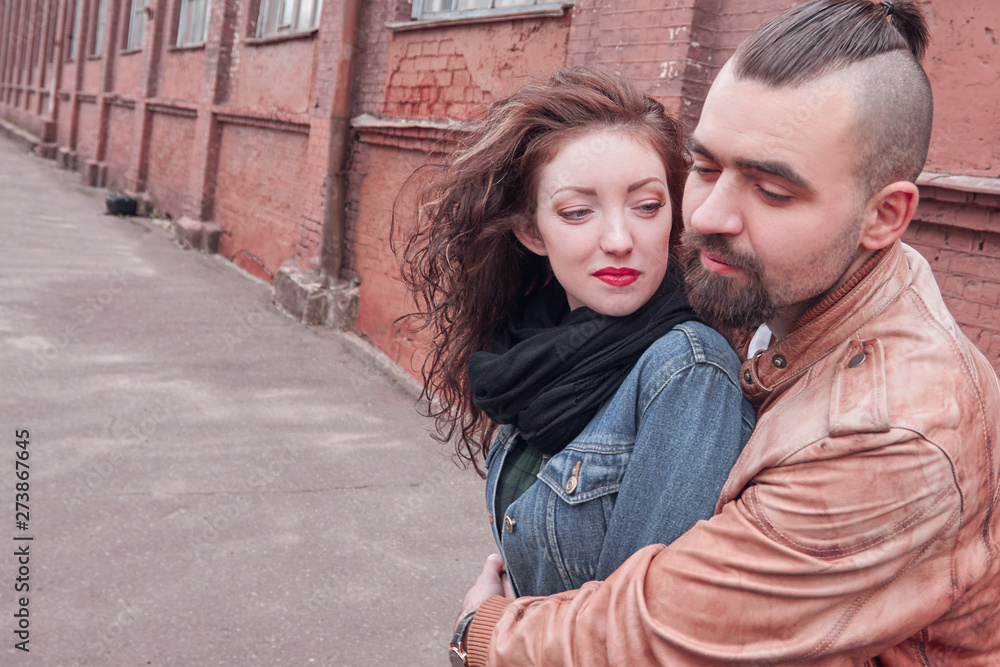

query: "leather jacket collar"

left=740, top=243, right=902, bottom=410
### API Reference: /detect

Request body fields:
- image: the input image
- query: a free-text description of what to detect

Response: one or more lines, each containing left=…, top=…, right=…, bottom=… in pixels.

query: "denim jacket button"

left=564, top=476, right=578, bottom=494
left=504, top=515, right=516, bottom=533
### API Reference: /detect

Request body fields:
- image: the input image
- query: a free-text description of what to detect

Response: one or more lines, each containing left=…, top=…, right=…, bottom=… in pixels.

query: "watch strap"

left=449, top=610, right=477, bottom=667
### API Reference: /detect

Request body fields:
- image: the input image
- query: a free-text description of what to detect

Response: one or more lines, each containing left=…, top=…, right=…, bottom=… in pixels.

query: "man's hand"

left=457, top=554, right=515, bottom=626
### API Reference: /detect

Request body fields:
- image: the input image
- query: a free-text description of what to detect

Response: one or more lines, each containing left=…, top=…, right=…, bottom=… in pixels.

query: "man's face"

left=682, top=65, right=869, bottom=333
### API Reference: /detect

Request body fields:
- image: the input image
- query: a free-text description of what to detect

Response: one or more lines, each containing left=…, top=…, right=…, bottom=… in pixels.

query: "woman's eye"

left=635, top=201, right=666, bottom=215
left=558, top=208, right=592, bottom=221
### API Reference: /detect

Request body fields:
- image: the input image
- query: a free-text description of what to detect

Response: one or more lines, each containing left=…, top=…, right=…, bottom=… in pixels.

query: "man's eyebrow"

left=688, top=136, right=814, bottom=194
left=687, top=137, right=713, bottom=159
left=735, top=157, right=814, bottom=193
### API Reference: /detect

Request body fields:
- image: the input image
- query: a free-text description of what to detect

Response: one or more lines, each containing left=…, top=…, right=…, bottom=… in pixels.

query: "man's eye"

left=757, top=187, right=792, bottom=203
left=692, top=165, right=719, bottom=176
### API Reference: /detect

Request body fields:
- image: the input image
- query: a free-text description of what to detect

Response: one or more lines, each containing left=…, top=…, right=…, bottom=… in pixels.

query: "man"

left=449, top=0, right=1000, bottom=664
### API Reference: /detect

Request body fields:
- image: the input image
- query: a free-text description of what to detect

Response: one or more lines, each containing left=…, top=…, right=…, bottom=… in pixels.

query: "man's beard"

left=682, top=228, right=774, bottom=330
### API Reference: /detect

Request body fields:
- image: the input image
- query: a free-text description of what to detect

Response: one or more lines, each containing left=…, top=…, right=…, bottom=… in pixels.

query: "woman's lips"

left=593, top=267, right=640, bottom=287
left=700, top=251, right=740, bottom=275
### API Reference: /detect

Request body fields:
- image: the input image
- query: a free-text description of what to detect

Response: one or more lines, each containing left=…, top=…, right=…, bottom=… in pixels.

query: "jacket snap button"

left=743, top=369, right=752, bottom=384
left=849, top=352, right=867, bottom=368
left=773, top=354, right=786, bottom=368
left=504, top=515, right=516, bottom=533
left=565, top=476, right=578, bottom=494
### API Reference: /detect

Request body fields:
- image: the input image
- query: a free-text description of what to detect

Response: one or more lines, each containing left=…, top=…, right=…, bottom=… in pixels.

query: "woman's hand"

left=457, top=554, right=515, bottom=624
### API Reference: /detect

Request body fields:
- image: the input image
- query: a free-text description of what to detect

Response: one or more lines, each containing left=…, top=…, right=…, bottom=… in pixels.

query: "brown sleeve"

left=485, top=438, right=962, bottom=665
left=467, top=595, right=514, bottom=667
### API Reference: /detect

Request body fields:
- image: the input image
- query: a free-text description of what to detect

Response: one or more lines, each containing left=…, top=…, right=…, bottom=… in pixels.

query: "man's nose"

left=688, top=177, right=743, bottom=236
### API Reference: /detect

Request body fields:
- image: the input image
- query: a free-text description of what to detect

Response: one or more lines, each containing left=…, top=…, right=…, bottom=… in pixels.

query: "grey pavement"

left=0, top=136, right=495, bottom=666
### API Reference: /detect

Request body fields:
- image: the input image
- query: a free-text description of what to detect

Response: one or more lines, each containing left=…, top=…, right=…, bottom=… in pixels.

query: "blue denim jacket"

left=484, top=321, right=756, bottom=597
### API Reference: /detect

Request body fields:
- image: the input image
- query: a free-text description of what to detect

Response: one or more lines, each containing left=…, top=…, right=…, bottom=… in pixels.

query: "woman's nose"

left=599, top=213, right=633, bottom=256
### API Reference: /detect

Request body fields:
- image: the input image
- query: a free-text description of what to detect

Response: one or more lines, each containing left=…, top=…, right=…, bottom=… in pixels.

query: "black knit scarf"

left=467, top=269, right=696, bottom=455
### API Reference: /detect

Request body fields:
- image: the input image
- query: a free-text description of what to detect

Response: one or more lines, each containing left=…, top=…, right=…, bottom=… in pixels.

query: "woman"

left=399, top=67, right=754, bottom=601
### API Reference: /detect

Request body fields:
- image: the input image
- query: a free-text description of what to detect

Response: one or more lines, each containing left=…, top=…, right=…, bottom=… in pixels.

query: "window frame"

left=409, top=0, right=563, bottom=22
left=90, top=0, right=108, bottom=56
left=125, top=0, right=146, bottom=51
left=176, top=0, right=210, bottom=47
left=254, top=0, right=322, bottom=39
left=67, top=0, right=84, bottom=60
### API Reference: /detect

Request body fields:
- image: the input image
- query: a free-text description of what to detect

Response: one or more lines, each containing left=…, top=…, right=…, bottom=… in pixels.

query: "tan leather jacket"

left=467, top=242, right=1000, bottom=666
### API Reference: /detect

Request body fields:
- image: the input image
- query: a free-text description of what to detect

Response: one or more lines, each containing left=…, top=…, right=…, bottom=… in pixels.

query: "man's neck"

left=766, top=247, right=879, bottom=340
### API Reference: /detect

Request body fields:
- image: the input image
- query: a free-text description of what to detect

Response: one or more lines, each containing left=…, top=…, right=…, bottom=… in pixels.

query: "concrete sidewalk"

left=0, top=137, right=495, bottom=666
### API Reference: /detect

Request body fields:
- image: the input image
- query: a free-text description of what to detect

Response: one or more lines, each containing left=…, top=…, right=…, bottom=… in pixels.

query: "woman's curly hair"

left=396, top=66, right=690, bottom=476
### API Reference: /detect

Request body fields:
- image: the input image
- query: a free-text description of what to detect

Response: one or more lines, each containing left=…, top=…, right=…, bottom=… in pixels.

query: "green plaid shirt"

left=495, top=436, right=544, bottom=528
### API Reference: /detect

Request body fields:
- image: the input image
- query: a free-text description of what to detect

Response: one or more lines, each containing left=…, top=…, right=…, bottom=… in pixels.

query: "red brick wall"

left=56, top=98, right=73, bottom=146
left=82, top=57, right=101, bottom=91
left=158, top=49, right=206, bottom=101
left=384, top=37, right=491, bottom=120
left=214, top=122, right=311, bottom=282
left=904, top=221, right=1000, bottom=377
left=76, top=99, right=100, bottom=159
left=145, top=110, right=198, bottom=218
left=230, top=40, right=316, bottom=113
left=382, top=19, right=568, bottom=121
left=113, top=52, right=143, bottom=95
left=351, top=143, right=433, bottom=371
left=922, top=0, right=999, bottom=179
left=349, top=0, right=402, bottom=115
left=105, top=103, right=136, bottom=187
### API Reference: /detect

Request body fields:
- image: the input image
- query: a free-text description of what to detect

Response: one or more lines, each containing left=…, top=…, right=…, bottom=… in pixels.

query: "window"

left=255, top=0, right=322, bottom=37
left=410, top=0, right=560, bottom=21
left=68, top=0, right=84, bottom=58
left=177, top=0, right=210, bottom=46
left=91, top=0, right=108, bottom=55
left=126, top=0, right=146, bottom=50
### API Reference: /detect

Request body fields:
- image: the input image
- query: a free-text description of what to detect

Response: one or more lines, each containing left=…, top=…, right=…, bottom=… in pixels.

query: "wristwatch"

left=449, top=610, right=477, bottom=667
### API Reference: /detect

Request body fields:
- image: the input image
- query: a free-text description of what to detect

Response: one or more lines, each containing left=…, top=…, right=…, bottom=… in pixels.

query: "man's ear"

left=860, top=181, right=919, bottom=251
left=513, top=224, right=548, bottom=257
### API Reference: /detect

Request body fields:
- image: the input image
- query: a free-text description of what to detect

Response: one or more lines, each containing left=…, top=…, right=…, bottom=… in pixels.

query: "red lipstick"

left=593, top=267, right=640, bottom=287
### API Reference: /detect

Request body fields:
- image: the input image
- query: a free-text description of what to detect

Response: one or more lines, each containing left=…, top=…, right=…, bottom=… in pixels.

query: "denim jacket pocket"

left=536, top=443, right=631, bottom=504
left=497, top=442, right=632, bottom=594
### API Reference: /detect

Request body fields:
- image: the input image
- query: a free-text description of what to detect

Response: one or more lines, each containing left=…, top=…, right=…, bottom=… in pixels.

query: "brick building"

left=2, top=0, right=998, bottom=376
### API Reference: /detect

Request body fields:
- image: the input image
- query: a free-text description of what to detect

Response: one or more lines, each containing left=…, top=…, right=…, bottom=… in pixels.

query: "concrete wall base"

left=174, top=215, right=223, bottom=253
left=83, top=159, right=108, bottom=188
left=274, top=260, right=359, bottom=330
left=0, top=117, right=50, bottom=156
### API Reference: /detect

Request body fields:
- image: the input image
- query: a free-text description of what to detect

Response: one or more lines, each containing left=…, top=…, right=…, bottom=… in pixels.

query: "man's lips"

left=700, top=250, right=741, bottom=275
left=593, top=267, right=640, bottom=287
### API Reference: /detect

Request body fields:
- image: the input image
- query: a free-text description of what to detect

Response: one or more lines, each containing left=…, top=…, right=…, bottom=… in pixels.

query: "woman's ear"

left=860, top=180, right=919, bottom=251
left=513, top=224, right=548, bottom=257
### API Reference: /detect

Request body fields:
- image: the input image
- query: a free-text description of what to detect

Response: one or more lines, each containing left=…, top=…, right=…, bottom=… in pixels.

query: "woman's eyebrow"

left=551, top=185, right=598, bottom=198
left=627, top=177, right=665, bottom=193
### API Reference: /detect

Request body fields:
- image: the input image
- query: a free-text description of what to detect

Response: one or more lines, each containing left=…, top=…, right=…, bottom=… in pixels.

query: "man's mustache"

left=681, top=229, right=760, bottom=274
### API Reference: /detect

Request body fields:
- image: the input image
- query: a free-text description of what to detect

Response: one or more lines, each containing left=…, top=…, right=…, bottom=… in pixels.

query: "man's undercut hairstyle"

left=733, top=0, right=933, bottom=197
